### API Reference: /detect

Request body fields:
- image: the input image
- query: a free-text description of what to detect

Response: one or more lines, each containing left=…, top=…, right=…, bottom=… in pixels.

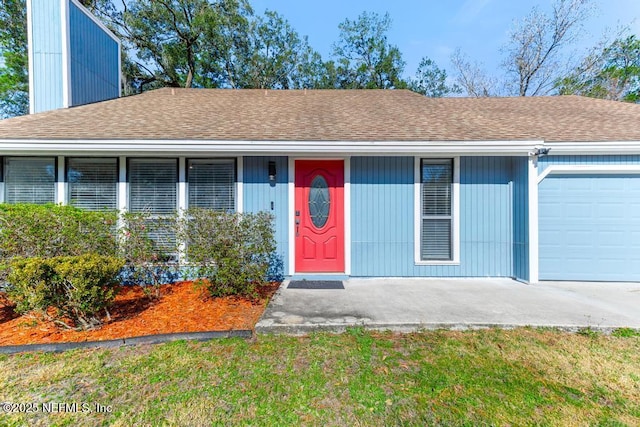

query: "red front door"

left=295, top=160, right=345, bottom=273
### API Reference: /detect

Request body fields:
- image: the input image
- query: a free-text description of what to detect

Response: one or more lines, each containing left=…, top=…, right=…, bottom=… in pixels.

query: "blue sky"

left=250, top=0, right=640, bottom=80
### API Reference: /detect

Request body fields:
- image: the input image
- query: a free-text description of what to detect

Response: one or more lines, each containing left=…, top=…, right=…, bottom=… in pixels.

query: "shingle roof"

left=0, top=88, right=639, bottom=142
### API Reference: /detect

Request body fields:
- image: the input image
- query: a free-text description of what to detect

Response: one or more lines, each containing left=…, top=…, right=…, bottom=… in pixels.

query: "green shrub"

left=0, top=203, right=118, bottom=263
left=118, top=211, right=179, bottom=296
left=178, top=209, right=275, bottom=298
left=6, top=254, right=125, bottom=330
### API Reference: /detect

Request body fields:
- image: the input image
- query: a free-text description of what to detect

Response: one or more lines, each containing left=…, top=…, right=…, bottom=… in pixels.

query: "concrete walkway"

left=256, top=278, right=640, bottom=335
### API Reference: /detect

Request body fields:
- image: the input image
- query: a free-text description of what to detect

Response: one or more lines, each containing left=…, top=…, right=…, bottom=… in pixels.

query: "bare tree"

left=450, top=48, right=498, bottom=97
left=503, top=0, right=593, bottom=96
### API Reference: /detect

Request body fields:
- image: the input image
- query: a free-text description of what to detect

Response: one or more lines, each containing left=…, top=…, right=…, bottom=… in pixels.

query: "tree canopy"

left=0, top=0, right=27, bottom=118
left=3, top=0, right=636, bottom=119
left=451, top=0, right=597, bottom=98
left=557, top=35, right=640, bottom=102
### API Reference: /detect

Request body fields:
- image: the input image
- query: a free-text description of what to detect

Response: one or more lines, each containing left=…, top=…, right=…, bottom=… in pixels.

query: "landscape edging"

left=0, top=330, right=253, bottom=354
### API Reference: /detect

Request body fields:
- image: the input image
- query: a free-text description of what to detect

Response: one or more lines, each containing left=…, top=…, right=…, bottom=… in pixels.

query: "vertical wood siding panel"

left=512, top=156, right=529, bottom=281
left=69, top=2, right=119, bottom=107
left=351, top=156, right=513, bottom=277
left=30, top=0, right=63, bottom=113
left=243, top=157, right=289, bottom=274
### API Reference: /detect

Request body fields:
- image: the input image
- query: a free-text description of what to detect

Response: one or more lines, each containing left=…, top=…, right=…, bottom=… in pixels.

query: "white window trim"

left=56, top=155, right=65, bottom=204
left=127, top=157, right=179, bottom=214
left=288, top=157, right=295, bottom=275
left=118, top=156, right=127, bottom=211
left=183, top=157, right=240, bottom=212
left=65, top=157, right=119, bottom=210
left=414, top=156, right=460, bottom=265
left=236, top=156, right=243, bottom=213
left=3, top=156, right=58, bottom=205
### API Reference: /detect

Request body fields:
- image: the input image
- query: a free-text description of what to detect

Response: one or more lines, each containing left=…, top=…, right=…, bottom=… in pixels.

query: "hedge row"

left=0, top=204, right=280, bottom=329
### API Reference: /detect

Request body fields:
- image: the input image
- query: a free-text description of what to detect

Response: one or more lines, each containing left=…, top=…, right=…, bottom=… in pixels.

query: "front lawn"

left=1, top=328, right=639, bottom=426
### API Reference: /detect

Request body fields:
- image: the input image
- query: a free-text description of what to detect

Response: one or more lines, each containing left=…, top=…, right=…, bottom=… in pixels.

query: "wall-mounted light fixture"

left=530, top=147, right=551, bottom=157
left=268, top=161, right=277, bottom=182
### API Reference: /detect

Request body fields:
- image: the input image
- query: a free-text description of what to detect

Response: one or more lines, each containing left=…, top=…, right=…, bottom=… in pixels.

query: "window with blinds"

left=128, top=158, right=178, bottom=256
left=67, top=158, right=117, bottom=211
left=4, top=157, right=56, bottom=204
left=421, top=159, right=453, bottom=261
left=187, top=159, right=236, bottom=211
left=128, top=158, right=177, bottom=214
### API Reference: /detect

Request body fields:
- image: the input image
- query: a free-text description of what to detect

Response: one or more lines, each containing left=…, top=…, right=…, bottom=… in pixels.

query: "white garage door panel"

left=539, top=174, right=640, bottom=281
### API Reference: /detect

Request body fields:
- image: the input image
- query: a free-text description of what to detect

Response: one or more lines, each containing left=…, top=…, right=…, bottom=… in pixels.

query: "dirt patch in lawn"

left=0, top=281, right=280, bottom=346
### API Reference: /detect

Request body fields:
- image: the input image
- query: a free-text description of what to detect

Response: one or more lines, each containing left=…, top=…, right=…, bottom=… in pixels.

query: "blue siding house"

left=2, top=1, right=640, bottom=284
left=27, top=0, right=120, bottom=113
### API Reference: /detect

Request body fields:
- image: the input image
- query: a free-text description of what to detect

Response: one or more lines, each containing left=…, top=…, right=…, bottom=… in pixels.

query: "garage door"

left=539, top=174, right=640, bottom=281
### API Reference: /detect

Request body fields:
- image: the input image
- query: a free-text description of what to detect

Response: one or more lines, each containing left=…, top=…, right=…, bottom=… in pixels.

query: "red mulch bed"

left=0, top=281, right=279, bottom=346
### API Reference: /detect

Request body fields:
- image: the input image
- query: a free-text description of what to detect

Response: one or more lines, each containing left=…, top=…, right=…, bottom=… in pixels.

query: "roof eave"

left=0, top=139, right=543, bottom=156
left=544, top=141, right=640, bottom=155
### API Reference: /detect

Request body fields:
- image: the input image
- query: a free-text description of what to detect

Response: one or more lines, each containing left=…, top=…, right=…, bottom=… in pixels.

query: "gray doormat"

left=288, top=280, right=344, bottom=289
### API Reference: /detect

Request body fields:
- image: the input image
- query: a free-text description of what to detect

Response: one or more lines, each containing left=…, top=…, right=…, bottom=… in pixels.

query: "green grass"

left=1, top=328, right=639, bottom=426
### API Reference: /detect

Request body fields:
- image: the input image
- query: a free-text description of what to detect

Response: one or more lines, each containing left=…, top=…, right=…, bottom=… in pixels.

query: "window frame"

left=414, top=156, right=460, bottom=265
left=127, top=157, right=178, bottom=214
left=66, top=157, right=119, bottom=211
left=3, top=156, right=57, bottom=205
left=186, top=158, right=237, bottom=211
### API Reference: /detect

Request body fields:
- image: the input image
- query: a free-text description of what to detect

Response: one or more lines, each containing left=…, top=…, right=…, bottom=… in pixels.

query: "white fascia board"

left=537, top=164, right=640, bottom=184
left=69, top=0, right=120, bottom=44
left=0, top=140, right=542, bottom=156
left=544, top=141, right=640, bottom=154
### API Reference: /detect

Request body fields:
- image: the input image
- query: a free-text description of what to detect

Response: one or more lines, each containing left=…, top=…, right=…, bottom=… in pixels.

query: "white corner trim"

left=236, top=156, right=243, bottom=213
left=26, top=0, right=35, bottom=114
left=118, top=156, right=127, bottom=212
left=344, top=157, right=352, bottom=276
left=453, top=156, right=461, bottom=263
left=537, top=164, right=640, bottom=184
left=177, top=157, right=187, bottom=262
left=288, top=157, right=295, bottom=276
left=178, top=157, right=186, bottom=211
left=413, top=157, right=421, bottom=263
left=528, top=156, right=539, bottom=284
left=414, top=156, right=461, bottom=265
left=61, top=0, right=71, bottom=108
left=56, top=155, right=65, bottom=204
left=69, top=0, right=120, bottom=44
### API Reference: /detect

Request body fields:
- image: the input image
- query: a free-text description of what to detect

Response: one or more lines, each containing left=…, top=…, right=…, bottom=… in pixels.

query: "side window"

left=4, top=157, right=56, bottom=204
left=421, top=159, right=453, bottom=261
left=67, top=158, right=118, bottom=210
left=128, top=158, right=177, bottom=214
left=187, top=159, right=236, bottom=211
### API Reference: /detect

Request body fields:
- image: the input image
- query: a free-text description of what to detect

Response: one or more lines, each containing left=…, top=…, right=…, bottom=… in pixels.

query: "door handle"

left=295, top=219, right=300, bottom=237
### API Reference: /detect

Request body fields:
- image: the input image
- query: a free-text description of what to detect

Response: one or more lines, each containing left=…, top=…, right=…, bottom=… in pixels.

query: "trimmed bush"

left=6, top=254, right=125, bottom=330
left=0, top=204, right=118, bottom=259
left=178, top=209, right=276, bottom=298
left=118, top=211, right=179, bottom=296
